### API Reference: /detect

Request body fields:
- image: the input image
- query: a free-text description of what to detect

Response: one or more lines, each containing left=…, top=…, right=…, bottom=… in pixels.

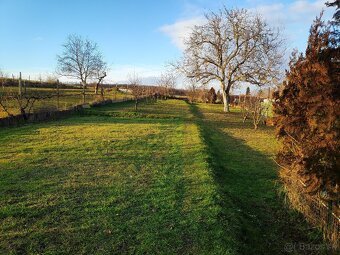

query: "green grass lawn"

left=0, top=100, right=325, bottom=254
left=190, top=103, right=325, bottom=255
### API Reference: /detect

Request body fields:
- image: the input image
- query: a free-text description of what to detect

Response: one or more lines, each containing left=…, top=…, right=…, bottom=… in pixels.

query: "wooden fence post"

left=19, top=72, right=22, bottom=97
left=57, top=80, right=60, bottom=110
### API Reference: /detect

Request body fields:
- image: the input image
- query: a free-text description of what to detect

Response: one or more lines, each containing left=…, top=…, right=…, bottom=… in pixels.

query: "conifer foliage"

left=207, top=87, right=217, bottom=104
left=274, top=15, right=340, bottom=201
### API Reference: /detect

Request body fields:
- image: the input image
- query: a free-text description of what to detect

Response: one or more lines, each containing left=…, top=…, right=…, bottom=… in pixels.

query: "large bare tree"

left=176, top=7, right=284, bottom=112
left=56, top=34, right=107, bottom=102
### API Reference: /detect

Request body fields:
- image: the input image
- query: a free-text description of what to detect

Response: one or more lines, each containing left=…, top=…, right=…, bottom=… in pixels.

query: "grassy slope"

left=0, top=99, right=325, bottom=254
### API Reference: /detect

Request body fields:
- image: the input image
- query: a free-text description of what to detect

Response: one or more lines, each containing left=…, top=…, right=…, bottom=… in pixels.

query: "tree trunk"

left=243, top=112, right=248, bottom=123
left=100, top=86, right=104, bottom=99
left=135, top=98, right=138, bottom=111
left=19, top=72, right=22, bottom=97
left=95, top=73, right=106, bottom=95
left=82, top=82, right=86, bottom=104
left=226, top=95, right=230, bottom=112
left=220, top=81, right=231, bottom=113
left=95, top=83, right=99, bottom=94
left=20, top=108, right=28, bottom=120
left=57, top=82, right=60, bottom=110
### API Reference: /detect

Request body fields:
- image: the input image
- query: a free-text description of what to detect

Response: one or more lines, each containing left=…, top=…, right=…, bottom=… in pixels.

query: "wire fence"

left=282, top=175, right=339, bottom=250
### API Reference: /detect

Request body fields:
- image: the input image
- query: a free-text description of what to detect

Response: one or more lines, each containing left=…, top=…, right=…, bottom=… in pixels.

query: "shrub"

left=273, top=14, right=339, bottom=247
left=207, top=87, right=217, bottom=104
left=274, top=15, right=339, bottom=199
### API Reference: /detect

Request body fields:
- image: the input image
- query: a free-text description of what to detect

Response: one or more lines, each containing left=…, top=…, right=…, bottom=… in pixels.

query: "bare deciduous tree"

left=158, top=71, right=177, bottom=99
left=0, top=69, right=5, bottom=89
left=93, top=61, right=108, bottom=95
left=176, top=7, right=284, bottom=112
left=0, top=90, right=55, bottom=119
left=185, top=78, right=204, bottom=103
left=249, top=94, right=263, bottom=130
left=56, top=34, right=107, bottom=102
left=240, top=94, right=249, bottom=123
left=128, top=72, right=143, bottom=111
left=46, top=74, right=59, bottom=83
left=241, top=90, right=265, bottom=129
left=185, top=79, right=199, bottom=103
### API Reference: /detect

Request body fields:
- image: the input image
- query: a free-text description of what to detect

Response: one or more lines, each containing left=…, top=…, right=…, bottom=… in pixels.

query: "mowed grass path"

left=190, top=104, right=324, bottom=255
left=0, top=100, right=323, bottom=254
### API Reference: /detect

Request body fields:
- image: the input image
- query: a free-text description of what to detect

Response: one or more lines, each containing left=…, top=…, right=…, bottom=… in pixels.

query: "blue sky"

left=0, top=0, right=335, bottom=85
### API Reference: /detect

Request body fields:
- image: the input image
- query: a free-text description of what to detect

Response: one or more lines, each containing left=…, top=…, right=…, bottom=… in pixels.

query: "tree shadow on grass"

left=189, top=103, right=326, bottom=255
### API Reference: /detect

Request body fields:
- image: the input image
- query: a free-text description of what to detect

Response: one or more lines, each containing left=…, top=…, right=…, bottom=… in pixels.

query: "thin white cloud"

left=159, top=16, right=205, bottom=50
left=250, top=3, right=286, bottom=25
left=289, top=0, right=325, bottom=14
left=250, top=0, right=334, bottom=51
left=161, top=1, right=333, bottom=52
left=251, top=0, right=331, bottom=26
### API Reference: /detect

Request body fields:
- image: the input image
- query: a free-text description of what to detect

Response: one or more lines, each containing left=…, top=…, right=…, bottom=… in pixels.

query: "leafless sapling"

left=128, top=72, right=143, bottom=111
